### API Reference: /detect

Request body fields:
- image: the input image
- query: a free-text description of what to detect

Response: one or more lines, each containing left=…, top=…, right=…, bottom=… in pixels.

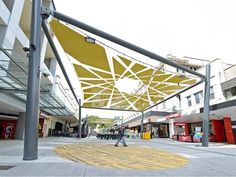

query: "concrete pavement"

left=0, top=137, right=236, bottom=176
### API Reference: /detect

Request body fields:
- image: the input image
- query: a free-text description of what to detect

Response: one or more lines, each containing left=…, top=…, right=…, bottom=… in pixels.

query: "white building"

left=121, top=56, right=236, bottom=144
left=156, top=58, right=235, bottom=144
left=0, top=0, right=82, bottom=139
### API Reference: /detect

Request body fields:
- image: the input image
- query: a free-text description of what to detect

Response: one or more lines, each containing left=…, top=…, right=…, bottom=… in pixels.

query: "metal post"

left=202, top=64, right=211, bottom=147
left=42, top=20, right=80, bottom=107
left=23, top=0, right=42, bottom=160
left=140, top=111, right=144, bottom=139
left=78, top=99, right=82, bottom=138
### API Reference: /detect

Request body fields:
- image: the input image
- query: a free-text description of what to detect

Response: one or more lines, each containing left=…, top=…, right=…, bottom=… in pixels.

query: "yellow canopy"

left=50, top=20, right=196, bottom=111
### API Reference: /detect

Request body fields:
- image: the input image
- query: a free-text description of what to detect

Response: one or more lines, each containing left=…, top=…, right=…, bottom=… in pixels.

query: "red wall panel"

left=223, top=117, right=235, bottom=144
left=212, top=120, right=226, bottom=142
left=184, top=124, right=190, bottom=136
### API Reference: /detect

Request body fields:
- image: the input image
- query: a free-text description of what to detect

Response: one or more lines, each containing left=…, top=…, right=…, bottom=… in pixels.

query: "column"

left=169, top=119, right=175, bottom=138
left=140, top=111, right=144, bottom=139
left=23, top=0, right=42, bottom=160
left=202, top=64, right=211, bottom=147
left=15, top=112, right=25, bottom=139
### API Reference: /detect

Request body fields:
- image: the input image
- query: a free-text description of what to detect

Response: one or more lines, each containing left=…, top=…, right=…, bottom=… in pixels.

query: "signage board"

left=165, top=112, right=181, bottom=120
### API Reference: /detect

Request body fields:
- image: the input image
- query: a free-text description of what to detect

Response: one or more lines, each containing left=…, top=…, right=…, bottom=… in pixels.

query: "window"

left=163, top=101, right=166, bottom=108
left=176, top=68, right=185, bottom=74
left=210, top=86, right=215, bottom=100
left=186, top=96, right=192, bottom=107
left=230, top=87, right=236, bottom=96
left=194, top=91, right=203, bottom=104
left=224, top=86, right=236, bottom=99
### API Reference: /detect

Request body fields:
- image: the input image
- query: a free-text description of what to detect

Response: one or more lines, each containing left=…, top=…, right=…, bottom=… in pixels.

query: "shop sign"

left=156, top=117, right=167, bottom=122
left=165, top=112, right=181, bottom=120
left=174, top=122, right=187, bottom=126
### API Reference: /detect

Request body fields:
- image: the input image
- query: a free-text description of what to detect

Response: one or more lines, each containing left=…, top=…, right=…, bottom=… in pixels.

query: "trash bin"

left=143, top=132, right=151, bottom=140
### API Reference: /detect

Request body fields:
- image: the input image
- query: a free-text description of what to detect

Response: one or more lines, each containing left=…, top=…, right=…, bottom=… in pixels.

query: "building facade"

left=122, top=56, right=236, bottom=144
left=0, top=0, right=82, bottom=140
left=156, top=59, right=236, bottom=144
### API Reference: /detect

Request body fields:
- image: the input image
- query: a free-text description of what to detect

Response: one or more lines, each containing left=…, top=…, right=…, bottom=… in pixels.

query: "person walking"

left=115, top=126, right=127, bottom=147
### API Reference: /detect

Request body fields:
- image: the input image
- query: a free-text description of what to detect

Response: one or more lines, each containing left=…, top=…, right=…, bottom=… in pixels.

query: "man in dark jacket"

left=115, top=126, right=127, bottom=147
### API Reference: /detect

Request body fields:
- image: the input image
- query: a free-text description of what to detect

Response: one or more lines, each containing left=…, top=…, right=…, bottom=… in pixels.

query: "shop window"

left=190, top=123, right=202, bottom=134
left=55, top=122, right=63, bottom=131
left=194, top=91, right=203, bottom=104
left=210, top=86, right=215, bottom=100
left=158, top=124, right=169, bottom=138
left=175, top=125, right=185, bottom=135
left=186, top=95, right=192, bottom=107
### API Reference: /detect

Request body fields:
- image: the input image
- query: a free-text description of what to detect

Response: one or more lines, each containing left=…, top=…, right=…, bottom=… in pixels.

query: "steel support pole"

left=42, top=20, right=81, bottom=108
left=23, top=0, right=42, bottom=160
left=51, top=10, right=205, bottom=79
left=78, top=99, right=82, bottom=138
left=140, top=111, right=144, bottom=139
left=202, top=64, right=211, bottom=147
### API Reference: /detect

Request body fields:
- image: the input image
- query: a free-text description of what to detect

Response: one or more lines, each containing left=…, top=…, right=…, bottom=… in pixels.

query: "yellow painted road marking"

left=54, top=144, right=189, bottom=170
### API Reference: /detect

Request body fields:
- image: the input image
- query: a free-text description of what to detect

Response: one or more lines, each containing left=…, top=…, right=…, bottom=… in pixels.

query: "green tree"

left=86, top=115, right=115, bottom=129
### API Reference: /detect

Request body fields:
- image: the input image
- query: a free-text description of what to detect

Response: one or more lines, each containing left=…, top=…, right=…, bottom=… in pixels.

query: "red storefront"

left=165, top=113, right=192, bottom=142
left=171, top=116, right=235, bottom=144
left=211, top=117, right=235, bottom=144
left=172, top=122, right=192, bottom=142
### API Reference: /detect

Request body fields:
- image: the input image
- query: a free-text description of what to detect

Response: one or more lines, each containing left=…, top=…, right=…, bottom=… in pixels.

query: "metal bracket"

left=41, top=6, right=53, bottom=19
left=22, top=47, right=30, bottom=57
left=30, top=44, right=36, bottom=51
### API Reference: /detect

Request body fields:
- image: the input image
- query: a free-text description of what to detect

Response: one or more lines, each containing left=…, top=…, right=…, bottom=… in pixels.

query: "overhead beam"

left=0, top=88, right=49, bottom=94
left=43, top=8, right=206, bottom=79
left=144, top=80, right=203, bottom=111
left=41, top=20, right=80, bottom=107
left=82, top=106, right=141, bottom=113
left=40, top=106, right=65, bottom=109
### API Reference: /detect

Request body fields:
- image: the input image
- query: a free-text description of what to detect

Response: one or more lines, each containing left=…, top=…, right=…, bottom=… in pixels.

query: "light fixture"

left=85, top=36, right=96, bottom=44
